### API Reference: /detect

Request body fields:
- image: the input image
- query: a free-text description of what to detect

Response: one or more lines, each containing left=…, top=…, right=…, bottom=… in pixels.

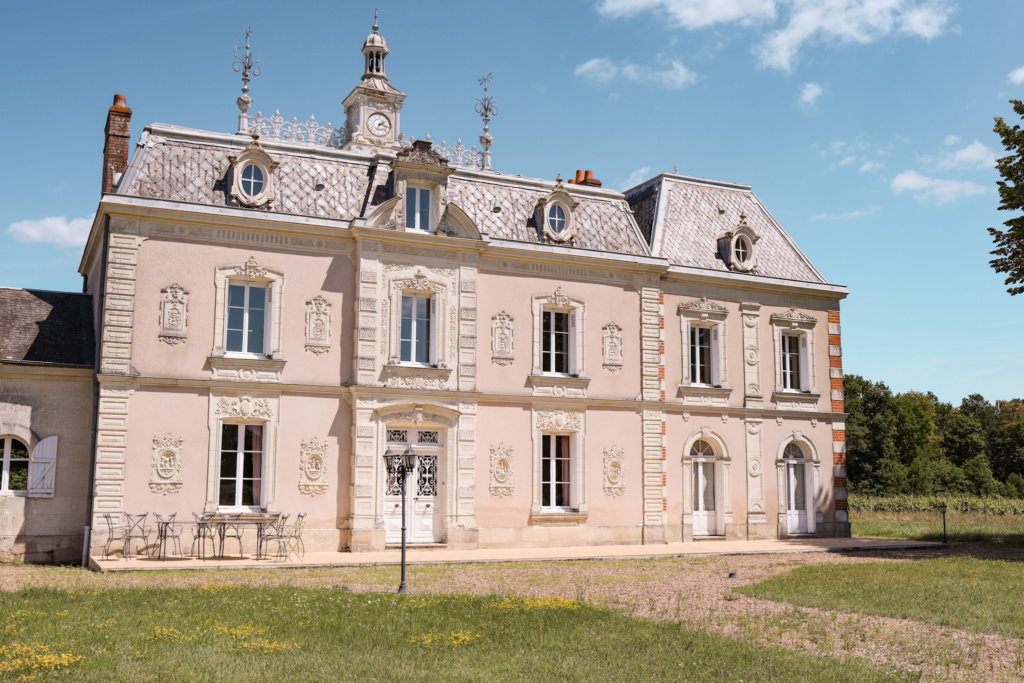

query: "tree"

left=988, top=100, right=1024, bottom=294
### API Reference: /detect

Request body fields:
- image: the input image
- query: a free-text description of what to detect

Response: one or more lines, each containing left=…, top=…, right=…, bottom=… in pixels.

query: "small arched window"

left=690, top=439, right=715, bottom=459
left=547, top=204, right=566, bottom=233
left=1, top=436, right=30, bottom=493
left=783, top=442, right=804, bottom=460
left=734, top=235, right=750, bottom=264
left=240, top=164, right=265, bottom=198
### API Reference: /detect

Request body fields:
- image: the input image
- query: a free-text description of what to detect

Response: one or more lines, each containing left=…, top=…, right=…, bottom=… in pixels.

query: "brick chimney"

left=102, top=94, right=132, bottom=196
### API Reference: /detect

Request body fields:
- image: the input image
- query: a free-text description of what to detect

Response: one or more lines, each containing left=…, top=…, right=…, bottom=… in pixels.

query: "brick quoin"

left=658, top=366, right=665, bottom=379
left=830, top=356, right=843, bottom=368
left=831, top=378, right=843, bottom=390
left=662, top=447, right=666, bottom=460
left=660, top=342, right=664, bottom=354
left=659, top=316, right=664, bottom=329
left=663, top=499, right=667, bottom=511
left=832, top=400, right=845, bottom=413
left=834, top=477, right=847, bottom=488
left=661, top=422, right=666, bottom=435
left=828, top=334, right=842, bottom=347
left=833, top=430, right=845, bottom=441
left=662, top=473, right=667, bottom=486
left=834, top=454, right=847, bottom=465
left=659, top=292, right=664, bottom=304
left=661, top=391, right=665, bottom=402
left=828, top=311, right=841, bottom=324
left=835, top=499, right=848, bottom=511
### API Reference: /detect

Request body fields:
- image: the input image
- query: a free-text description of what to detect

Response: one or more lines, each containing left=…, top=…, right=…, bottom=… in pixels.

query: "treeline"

left=844, top=375, right=1024, bottom=497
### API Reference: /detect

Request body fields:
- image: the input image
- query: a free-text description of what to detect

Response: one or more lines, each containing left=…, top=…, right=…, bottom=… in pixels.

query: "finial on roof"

left=373, top=8, right=379, bottom=32
left=475, top=73, right=499, bottom=172
left=674, top=160, right=678, bottom=174
left=233, top=26, right=261, bottom=135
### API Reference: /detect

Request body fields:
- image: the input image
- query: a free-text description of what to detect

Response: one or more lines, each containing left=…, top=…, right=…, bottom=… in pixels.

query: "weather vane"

left=476, top=73, right=498, bottom=171
left=233, top=26, right=261, bottom=134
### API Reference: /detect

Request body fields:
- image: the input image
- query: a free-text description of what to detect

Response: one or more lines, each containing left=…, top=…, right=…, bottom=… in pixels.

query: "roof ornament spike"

left=373, top=8, right=379, bottom=33
left=233, top=26, right=261, bottom=134
left=475, top=73, right=498, bottom=172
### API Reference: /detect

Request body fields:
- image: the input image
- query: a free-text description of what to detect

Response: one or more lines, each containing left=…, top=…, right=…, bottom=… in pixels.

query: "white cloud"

left=1008, top=65, right=1024, bottom=85
left=859, top=160, right=884, bottom=172
left=575, top=57, right=697, bottom=89
left=620, top=166, right=654, bottom=190
left=936, top=140, right=997, bottom=170
left=799, top=82, right=823, bottom=107
left=595, top=1, right=954, bottom=72
left=7, top=216, right=93, bottom=248
left=942, top=134, right=961, bottom=146
left=809, top=206, right=882, bottom=221
left=891, top=170, right=986, bottom=204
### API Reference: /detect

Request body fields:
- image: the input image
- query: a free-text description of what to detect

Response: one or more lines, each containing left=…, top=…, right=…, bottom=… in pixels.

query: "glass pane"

left=244, top=424, right=263, bottom=452
left=247, top=329, right=264, bottom=355
left=9, top=440, right=28, bottom=459
left=220, top=451, right=237, bottom=478
left=226, top=330, right=243, bottom=352
left=406, top=192, right=417, bottom=228
left=541, top=435, right=551, bottom=506
left=702, top=463, right=716, bottom=511
left=221, top=424, right=238, bottom=452
left=415, top=336, right=429, bottom=363
left=248, top=479, right=261, bottom=506
left=247, top=308, right=264, bottom=334
left=241, top=480, right=255, bottom=506
left=219, top=480, right=235, bottom=506
left=7, top=460, right=28, bottom=491
left=243, top=451, right=261, bottom=479
left=554, top=312, right=568, bottom=333
left=248, top=287, right=265, bottom=311
left=228, top=284, right=245, bottom=307
left=418, top=189, right=430, bottom=230
left=791, top=466, right=806, bottom=511
left=227, top=307, right=244, bottom=331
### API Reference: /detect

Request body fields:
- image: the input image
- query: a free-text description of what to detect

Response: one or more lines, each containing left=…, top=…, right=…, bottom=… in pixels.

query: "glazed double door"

left=786, top=463, right=808, bottom=534
left=692, top=461, right=717, bottom=536
left=384, top=435, right=443, bottom=545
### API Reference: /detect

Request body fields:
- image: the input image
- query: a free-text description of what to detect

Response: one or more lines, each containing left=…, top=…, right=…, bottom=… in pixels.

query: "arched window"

left=690, top=440, right=715, bottom=458
left=783, top=442, right=805, bottom=460
left=1, top=436, right=30, bottom=493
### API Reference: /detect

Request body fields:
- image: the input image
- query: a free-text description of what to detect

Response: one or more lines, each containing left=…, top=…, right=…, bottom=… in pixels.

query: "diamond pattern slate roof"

left=0, top=289, right=95, bottom=366
left=627, top=176, right=825, bottom=283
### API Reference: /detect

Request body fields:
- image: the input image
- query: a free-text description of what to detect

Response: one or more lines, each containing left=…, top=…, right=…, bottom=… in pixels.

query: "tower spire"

left=233, top=26, right=261, bottom=134
left=476, top=73, right=498, bottom=171
left=361, top=11, right=389, bottom=81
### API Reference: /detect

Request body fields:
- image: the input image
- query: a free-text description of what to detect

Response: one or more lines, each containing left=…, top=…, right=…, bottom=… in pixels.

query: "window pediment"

left=770, top=308, right=817, bottom=329
left=679, top=297, right=729, bottom=321
left=228, top=135, right=279, bottom=209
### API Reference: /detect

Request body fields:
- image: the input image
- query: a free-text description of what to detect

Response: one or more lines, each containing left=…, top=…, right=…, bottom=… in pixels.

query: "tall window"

left=226, top=283, right=266, bottom=354
left=541, top=434, right=571, bottom=509
left=219, top=424, right=263, bottom=509
left=406, top=187, right=431, bottom=232
left=0, top=437, right=29, bottom=493
left=690, top=327, right=713, bottom=385
left=542, top=310, right=569, bottom=374
left=400, top=295, right=431, bottom=363
left=781, top=334, right=802, bottom=390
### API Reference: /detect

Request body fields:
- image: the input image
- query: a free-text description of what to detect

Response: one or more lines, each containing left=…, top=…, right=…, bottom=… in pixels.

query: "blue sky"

left=2, top=0, right=1022, bottom=404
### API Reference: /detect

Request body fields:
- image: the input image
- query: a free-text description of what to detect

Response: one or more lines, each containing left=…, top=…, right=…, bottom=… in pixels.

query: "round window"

left=734, top=236, right=750, bottom=264
left=547, top=204, right=566, bottom=233
left=240, top=164, right=265, bottom=198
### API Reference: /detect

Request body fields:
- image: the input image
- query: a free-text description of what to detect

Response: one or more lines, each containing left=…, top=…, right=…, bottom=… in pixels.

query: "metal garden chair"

left=217, top=513, right=244, bottom=559
left=190, top=512, right=216, bottom=559
left=123, top=513, right=150, bottom=559
left=100, top=513, right=127, bottom=560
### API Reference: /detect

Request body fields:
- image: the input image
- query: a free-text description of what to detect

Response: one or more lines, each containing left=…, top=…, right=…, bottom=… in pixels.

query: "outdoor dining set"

left=99, top=511, right=307, bottom=562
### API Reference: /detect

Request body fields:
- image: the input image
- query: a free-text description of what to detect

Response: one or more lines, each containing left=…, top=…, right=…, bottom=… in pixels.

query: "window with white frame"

left=542, top=310, right=570, bottom=374
left=0, top=436, right=29, bottom=494
left=541, top=433, right=571, bottom=509
left=218, top=423, right=263, bottom=509
left=400, top=294, right=433, bottom=364
left=780, top=334, right=802, bottom=390
left=405, top=187, right=431, bottom=232
left=226, top=283, right=267, bottom=355
left=689, top=325, right=720, bottom=386
left=770, top=309, right=817, bottom=395
left=678, top=298, right=728, bottom=388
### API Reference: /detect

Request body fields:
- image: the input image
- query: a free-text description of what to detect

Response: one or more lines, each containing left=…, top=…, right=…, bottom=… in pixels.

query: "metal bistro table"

left=152, top=513, right=183, bottom=560
left=203, top=513, right=280, bottom=560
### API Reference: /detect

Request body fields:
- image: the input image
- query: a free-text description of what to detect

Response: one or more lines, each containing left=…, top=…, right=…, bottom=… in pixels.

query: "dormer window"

left=537, top=178, right=579, bottom=243
left=239, top=164, right=265, bottom=199
left=547, top=205, right=567, bottom=234
left=228, top=136, right=278, bottom=209
left=733, top=235, right=750, bottom=265
left=719, top=214, right=760, bottom=272
left=406, top=186, right=431, bottom=232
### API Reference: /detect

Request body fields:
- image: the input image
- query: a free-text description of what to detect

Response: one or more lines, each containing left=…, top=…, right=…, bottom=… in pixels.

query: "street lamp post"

left=938, top=502, right=948, bottom=544
left=383, top=445, right=417, bottom=594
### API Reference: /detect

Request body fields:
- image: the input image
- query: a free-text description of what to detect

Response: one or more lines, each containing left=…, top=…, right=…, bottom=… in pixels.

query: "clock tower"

left=343, top=14, right=406, bottom=155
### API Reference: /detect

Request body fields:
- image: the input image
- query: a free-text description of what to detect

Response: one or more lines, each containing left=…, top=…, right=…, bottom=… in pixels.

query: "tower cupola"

left=362, top=11, right=389, bottom=81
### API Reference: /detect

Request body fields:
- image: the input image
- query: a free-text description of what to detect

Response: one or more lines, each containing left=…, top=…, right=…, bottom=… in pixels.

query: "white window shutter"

left=799, top=335, right=811, bottom=392
left=28, top=435, right=58, bottom=498
left=569, top=309, right=578, bottom=374
left=429, top=295, right=438, bottom=365
left=711, top=326, right=721, bottom=386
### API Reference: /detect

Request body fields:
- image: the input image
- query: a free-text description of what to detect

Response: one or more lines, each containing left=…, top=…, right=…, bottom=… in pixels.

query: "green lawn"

left=0, top=586, right=911, bottom=682
left=738, top=557, right=1024, bottom=638
left=853, top=510, right=1024, bottom=548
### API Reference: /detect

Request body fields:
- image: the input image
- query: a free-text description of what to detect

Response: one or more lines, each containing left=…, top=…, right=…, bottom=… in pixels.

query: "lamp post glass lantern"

left=383, top=444, right=417, bottom=594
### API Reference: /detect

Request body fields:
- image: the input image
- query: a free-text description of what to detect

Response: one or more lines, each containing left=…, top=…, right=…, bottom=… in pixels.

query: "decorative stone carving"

left=535, top=409, right=583, bottom=431
left=236, top=256, right=268, bottom=279
left=208, top=356, right=285, bottom=382
left=602, top=322, right=623, bottom=372
left=603, top=446, right=625, bottom=497
left=489, top=443, right=514, bottom=497
left=228, top=136, right=279, bottom=209
left=678, top=297, right=729, bottom=320
left=378, top=405, right=457, bottom=427
left=304, top=295, right=332, bottom=355
left=536, top=177, right=580, bottom=243
left=158, top=284, right=189, bottom=345
left=541, top=287, right=573, bottom=307
left=298, top=437, right=329, bottom=496
left=771, top=308, right=818, bottom=328
left=527, top=374, right=590, bottom=398
left=491, top=311, right=514, bottom=365
left=720, top=213, right=760, bottom=273
left=215, top=395, right=273, bottom=419
left=150, top=434, right=183, bottom=495
left=381, top=365, right=452, bottom=390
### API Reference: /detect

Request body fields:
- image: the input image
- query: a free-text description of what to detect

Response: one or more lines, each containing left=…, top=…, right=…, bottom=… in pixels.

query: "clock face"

left=367, top=113, right=391, bottom=137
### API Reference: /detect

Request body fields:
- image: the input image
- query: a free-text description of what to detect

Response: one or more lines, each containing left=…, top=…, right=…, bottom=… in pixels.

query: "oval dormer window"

left=240, top=164, right=265, bottom=199
left=547, top=204, right=566, bottom=234
left=733, top=235, right=750, bottom=265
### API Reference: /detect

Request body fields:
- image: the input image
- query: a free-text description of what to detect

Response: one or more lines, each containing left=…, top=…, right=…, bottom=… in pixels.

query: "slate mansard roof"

left=115, top=125, right=830, bottom=285
left=0, top=289, right=95, bottom=367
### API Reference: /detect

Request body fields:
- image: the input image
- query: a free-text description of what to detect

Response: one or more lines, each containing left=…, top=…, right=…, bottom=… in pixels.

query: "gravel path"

left=2, top=546, right=1021, bottom=682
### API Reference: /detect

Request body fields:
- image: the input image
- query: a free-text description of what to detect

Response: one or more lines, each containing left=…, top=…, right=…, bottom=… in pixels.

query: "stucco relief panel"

left=150, top=433, right=183, bottom=495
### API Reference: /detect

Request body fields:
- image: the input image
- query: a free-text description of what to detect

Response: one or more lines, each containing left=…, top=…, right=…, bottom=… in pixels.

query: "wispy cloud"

left=1009, top=65, right=1024, bottom=85
left=595, top=0, right=953, bottom=72
left=817, top=139, right=888, bottom=171
left=799, top=82, right=823, bottom=108
left=810, top=206, right=882, bottom=221
left=7, top=216, right=93, bottom=248
left=619, top=166, right=654, bottom=190
left=891, top=170, right=986, bottom=204
left=935, top=140, right=997, bottom=170
left=942, top=134, right=961, bottom=146
left=859, top=160, right=884, bottom=173
left=575, top=57, right=697, bottom=89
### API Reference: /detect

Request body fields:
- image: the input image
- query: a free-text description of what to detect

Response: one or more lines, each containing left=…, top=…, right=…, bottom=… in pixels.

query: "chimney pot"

left=575, top=169, right=585, bottom=183
left=112, top=94, right=127, bottom=109
left=584, top=170, right=594, bottom=181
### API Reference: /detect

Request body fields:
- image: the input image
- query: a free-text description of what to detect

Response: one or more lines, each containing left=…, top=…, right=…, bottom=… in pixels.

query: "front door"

left=384, top=428, right=443, bottom=544
left=786, top=462, right=808, bottom=533
left=692, top=460, right=716, bottom=536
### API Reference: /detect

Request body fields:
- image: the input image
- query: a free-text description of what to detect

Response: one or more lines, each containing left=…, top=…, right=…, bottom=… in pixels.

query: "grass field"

left=0, top=586, right=911, bottom=682
left=852, top=510, right=1024, bottom=548
left=737, top=556, right=1024, bottom=638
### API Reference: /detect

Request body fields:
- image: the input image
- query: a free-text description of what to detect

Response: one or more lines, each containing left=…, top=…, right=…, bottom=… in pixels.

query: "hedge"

left=848, top=494, right=1024, bottom=515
